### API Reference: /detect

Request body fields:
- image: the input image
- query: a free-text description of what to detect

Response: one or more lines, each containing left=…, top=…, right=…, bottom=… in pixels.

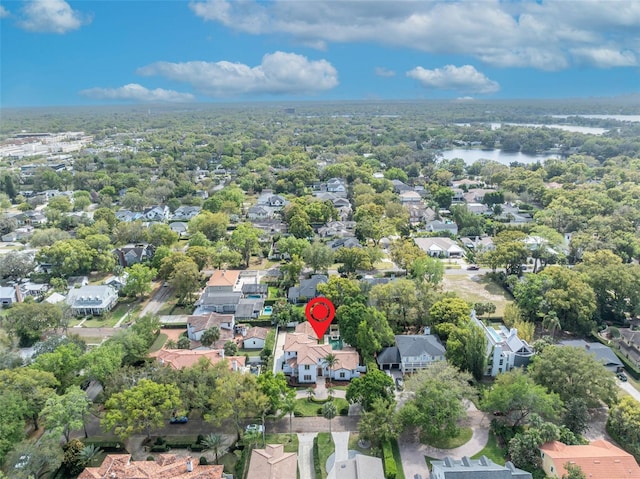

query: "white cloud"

left=0, top=5, right=10, bottom=18
left=570, top=48, right=637, bottom=68
left=375, top=67, right=395, bottom=78
left=19, top=0, right=90, bottom=33
left=188, top=0, right=640, bottom=70
left=137, top=51, right=338, bottom=97
left=79, top=84, right=195, bottom=103
left=407, top=65, right=500, bottom=94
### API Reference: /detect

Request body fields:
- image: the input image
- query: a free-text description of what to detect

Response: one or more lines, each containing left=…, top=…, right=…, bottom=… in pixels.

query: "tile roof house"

left=430, top=455, right=532, bottom=479
left=539, top=440, right=640, bottom=479
left=206, top=270, right=241, bottom=292
left=414, top=237, right=464, bottom=258
left=288, top=274, right=328, bottom=303
left=377, top=332, right=446, bottom=374
left=186, top=312, right=235, bottom=342
left=247, top=444, right=297, bottom=479
left=559, top=340, right=623, bottom=373
left=78, top=454, right=224, bottom=479
left=331, top=454, right=385, bottom=479
left=243, top=327, right=269, bottom=349
left=399, top=190, right=423, bottom=205
left=282, top=323, right=363, bottom=383
left=66, top=285, right=118, bottom=316
left=472, top=311, right=535, bottom=377
left=153, top=348, right=247, bottom=372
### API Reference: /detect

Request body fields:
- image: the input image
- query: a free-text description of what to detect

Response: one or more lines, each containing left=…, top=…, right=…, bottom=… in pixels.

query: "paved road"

left=140, top=282, right=173, bottom=316
left=398, top=402, right=491, bottom=479
left=298, top=433, right=317, bottom=479
left=618, top=378, right=640, bottom=402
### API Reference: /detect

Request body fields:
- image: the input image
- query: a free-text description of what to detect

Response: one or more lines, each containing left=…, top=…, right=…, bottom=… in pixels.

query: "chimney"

left=15, top=284, right=23, bottom=303
left=186, top=457, right=193, bottom=472
left=423, top=326, right=431, bottom=335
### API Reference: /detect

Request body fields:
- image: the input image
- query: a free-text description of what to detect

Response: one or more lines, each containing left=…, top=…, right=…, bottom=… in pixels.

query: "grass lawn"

left=268, top=286, right=283, bottom=299
left=471, top=432, right=506, bottom=465
left=148, top=333, right=168, bottom=353
left=441, top=274, right=513, bottom=317
left=426, top=427, right=473, bottom=449
left=79, top=336, right=106, bottom=346
left=294, top=398, right=349, bottom=417
left=317, top=432, right=334, bottom=479
left=424, top=455, right=438, bottom=472
left=348, top=433, right=380, bottom=456
left=81, top=315, right=121, bottom=328
left=219, top=451, right=239, bottom=475
left=264, top=433, right=299, bottom=453
left=373, top=260, right=394, bottom=269
left=390, top=439, right=406, bottom=479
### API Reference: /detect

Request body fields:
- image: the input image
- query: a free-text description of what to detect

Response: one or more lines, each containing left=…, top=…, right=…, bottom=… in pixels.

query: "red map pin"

left=305, top=297, right=336, bottom=340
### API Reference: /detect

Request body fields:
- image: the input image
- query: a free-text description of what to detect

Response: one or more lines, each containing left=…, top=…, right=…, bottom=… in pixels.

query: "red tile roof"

left=78, top=454, right=224, bottom=479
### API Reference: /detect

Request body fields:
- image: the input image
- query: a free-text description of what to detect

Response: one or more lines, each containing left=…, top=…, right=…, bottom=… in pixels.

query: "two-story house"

left=66, top=285, right=118, bottom=316
left=377, top=331, right=446, bottom=374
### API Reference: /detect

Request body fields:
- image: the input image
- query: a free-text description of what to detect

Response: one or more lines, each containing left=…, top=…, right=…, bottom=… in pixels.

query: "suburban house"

left=235, top=297, right=265, bottom=320
left=242, top=282, right=268, bottom=298
left=618, top=328, right=640, bottom=369
left=115, top=209, right=143, bottom=222
left=103, top=273, right=128, bottom=292
left=169, top=221, right=189, bottom=237
left=66, top=285, right=118, bottom=316
left=78, top=454, right=224, bottom=479
left=153, top=348, right=247, bottom=373
left=288, top=274, right=328, bottom=303
left=423, top=220, right=459, bottom=236
left=281, top=323, right=363, bottom=383
left=196, top=291, right=243, bottom=314
left=143, top=205, right=170, bottom=221
left=113, top=243, right=154, bottom=267
left=472, top=311, right=535, bottom=377
left=327, top=237, right=361, bottom=251
left=243, top=327, right=269, bottom=349
left=206, top=270, right=241, bottom=292
left=430, top=456, right=532, bottom=479
left=326, top=178, right=347, bottom=195
left=247, top=444, right=297, bottom=479
left=331, top=455, right=385, bottom=479
left=559, top=340, right=623, bottom=373
left=247, top=205, right=272, bottom=220
left=0, top=286, right=18, bottom=307
left=391, top=179, right=412, bottom=193
left=414, top=237, right=465, bottom=258
left=539, top=440, right=640, bottom=479
left=186, top=312, right=235, bottom=342
left=377, top=331, right=446, bottom=374
left=171, top=205, right=201, bottom=221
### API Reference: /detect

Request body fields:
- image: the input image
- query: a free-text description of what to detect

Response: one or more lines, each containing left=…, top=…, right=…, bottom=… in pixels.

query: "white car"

left=246, top=424, right=264, bottom=433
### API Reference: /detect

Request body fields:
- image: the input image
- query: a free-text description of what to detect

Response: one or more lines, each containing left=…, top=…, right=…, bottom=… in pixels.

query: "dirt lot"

left=441, top=272, right=513, bottom=318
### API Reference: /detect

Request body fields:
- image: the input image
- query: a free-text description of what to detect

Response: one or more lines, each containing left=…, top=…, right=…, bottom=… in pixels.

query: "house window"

left=339, top=372, right=346, bottom=378
left=303, top=375, right=312, bottom=381
left=304, top=365, right=310, bottom=370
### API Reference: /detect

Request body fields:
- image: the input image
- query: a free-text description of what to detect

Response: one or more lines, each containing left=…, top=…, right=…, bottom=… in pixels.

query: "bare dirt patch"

left=441, top=273, right=513, bottom=317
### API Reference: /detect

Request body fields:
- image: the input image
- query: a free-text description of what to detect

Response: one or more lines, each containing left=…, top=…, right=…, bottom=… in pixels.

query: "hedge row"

left=382, top=440, right=397, bottom=479
left=312, top=436, right=322, bottom=479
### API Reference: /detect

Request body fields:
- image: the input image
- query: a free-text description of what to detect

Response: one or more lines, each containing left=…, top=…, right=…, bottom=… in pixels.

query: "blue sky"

left=1, top=0, right=639, bottom=107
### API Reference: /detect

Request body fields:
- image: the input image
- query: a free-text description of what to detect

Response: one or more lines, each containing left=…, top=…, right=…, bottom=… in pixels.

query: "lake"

left=440, top=148, right=562, bottom=165
left=551, top=114, right=640, bottom=123
left=490, top=123, right=608, bottom=135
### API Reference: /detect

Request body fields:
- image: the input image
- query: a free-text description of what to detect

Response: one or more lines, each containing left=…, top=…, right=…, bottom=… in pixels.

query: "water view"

left=551, top=115, right=640, bottom=123
left=440, top=148, right=561, bottom=165
left=490, top=123, right=608, bottom=135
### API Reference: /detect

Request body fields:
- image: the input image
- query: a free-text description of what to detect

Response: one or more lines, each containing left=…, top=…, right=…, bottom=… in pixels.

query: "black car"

left=169, top=416, right=188, bottom=424
left=466, top=264, right=480, bottom=270
left=617, top=372, right=628, bottom=382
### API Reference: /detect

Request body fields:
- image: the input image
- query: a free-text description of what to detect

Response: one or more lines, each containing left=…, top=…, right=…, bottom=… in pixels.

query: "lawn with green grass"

left=348, top=433, right=380, bottom=456
left=294, top=398, right=349, bottom=417
left=441, top=274, right=513, bottom=317
left=471, top=432, right=506, bottom=465
left=264, top=433, right=298, bottom=453
left=426, top=427, right=473, bottom=449
left=390, top=439, right=406, bottom=479
left=149, top=333, right=168, bottom=353
left=81, top=315, right=122, bottom=328
left=219, top=452, right=239, bottom=475
left=317, top=432, right=334, bottom=479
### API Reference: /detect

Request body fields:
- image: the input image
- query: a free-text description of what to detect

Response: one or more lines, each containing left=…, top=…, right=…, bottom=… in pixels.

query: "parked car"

left=395, top=377, right=404, bottom=390
left=617, top=372, right=628, bottom=382
left=246, top=423, right=264, bottom=433
left=466, top=264, right=480, bottom=270
left=169, top=416, right=188, bottom=424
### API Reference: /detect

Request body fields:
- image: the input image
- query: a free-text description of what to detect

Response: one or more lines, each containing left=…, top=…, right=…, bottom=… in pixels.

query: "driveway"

left=618, top=378, right=640, bottom=402
left=298, top=433, right=317, bottom=479
left=140, top=282, right=173, bottom=317
left=327, top=432, right=349, bottom=479
left=398, top=402, right=491, bottom=479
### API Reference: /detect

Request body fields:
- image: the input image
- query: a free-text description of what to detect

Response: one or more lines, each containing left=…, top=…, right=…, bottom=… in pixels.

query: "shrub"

left=197, top=434, right=205, bottom=444
left=317, top=407, right=324, bottom=415
left=154, top=437, right=166, bottom=445
left=312, top=436, right=322, bottom=479
left=382, top=440, right=397, bottom=479
left=150, top=445, right=170, bottom=452
left=190, top=444, right=205, bottom=452
left=147, top=456, right=155, bottom=461
left=339, top=406, right=349, bottom=416
left=199, top=456, right=208, bottom=465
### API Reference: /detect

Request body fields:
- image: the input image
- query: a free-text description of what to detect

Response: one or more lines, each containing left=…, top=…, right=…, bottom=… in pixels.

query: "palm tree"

left=323, top=353, right=338, bottom=388
left=306, top=387, right=315, bottom=402
left=322, top=401, right=337, bottom=433
left=282, top=396, right=297, bottom=438
left=201, top=326, right=220, bottom=347
left=78, top=444, right=102, bottom=467
left=542, top=311, right=561, bottom=339
left=202, top=433, right=226, bottom=464
left=327, top=387, right=335, bottom=400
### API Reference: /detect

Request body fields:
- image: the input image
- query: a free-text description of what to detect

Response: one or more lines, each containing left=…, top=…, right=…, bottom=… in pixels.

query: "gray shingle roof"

left=395, top=335, right=446, bottom=358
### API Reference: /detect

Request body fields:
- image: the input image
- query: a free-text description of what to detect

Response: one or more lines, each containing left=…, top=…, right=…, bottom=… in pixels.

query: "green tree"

left=335, top=247, right=372, bottom=273
left=31, top=342, right=84, bottom=392
left=41, top=385, right=91, bottom=443
left=122, top=263, right=156, bottom=298
left=322, top=401, right=337, bottom=433
left=370, top=279, right=420, bottom=329
left=102, top=379, right=181, bottom=440
left=0, top=251, right=35, bottom=280
left=148, top=223, right=179, bottom=247
left=607, top=396, right=640, bottom=458
left=428, top=297, right=471, bottom=341
left=346, top=368, right=395, bottom=411
left=257, top=371, right=291, bottom=415
left=528, top=345, right=617, bottom=407
left=302, top=240, right=335, bottom=274
left=288, top=214, right=313, bottom=239
left=3, top=302, right=63, bottom=346
left=169, top=258, right=201, bottom=306
left=337, top=302, right=393, bottom=360
left=563, top=397, right=589, bottom=436
left=389, top=238, right=427, bottom=274
left=446, top=323, right=487, bottom=381
left=399, top=362, right=475, bottom=442
left=479, top=230, right=528, bottom=276
left=186, top=245, right=212, bottom=271
left=36, top=239, right=96, bottom=277
left=316, top=276, right=363, bottom=308
left=189, top=211, right=229, bottom=242
left=4, top=432, right=63, bottom=479
left=358, top=398, right=400, bottom=448
left=482, top=369, right=563, bottom=428
left=0, top=391, right=27, bottom=463
left=410, top=255, right=444, bottom=286
left=0, top=368, right=58, bottom=431
left=282, top=395, right=297, bottom=437
left=277, top=236, right=310, bottom=258
left=200, top=326, right=221, bottom=347
left=229, top=223, right=262, bottom=267
left=280, top=254, right=305, bottom=290
left=82, top=341, right=125, bottom=386
left=562, top=463, right=587, bottom=479
left=202, top=433, right=226, bottom=465
left=131, top=313, right=161, bottom=348
left=224, top=340, right=238, bottom=356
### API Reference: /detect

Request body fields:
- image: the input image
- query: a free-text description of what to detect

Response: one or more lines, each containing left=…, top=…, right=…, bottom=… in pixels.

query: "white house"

left=414, top=237, right=465, bottom=258
left=243, top=327, right=269, bottom=349
left=66, top=285, right=118, bottom=316
left=377, top=332, right=446, bottom=374
left=472, top=311, right=535, bottom=377
left=186, top=312, right=235, bottom=342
